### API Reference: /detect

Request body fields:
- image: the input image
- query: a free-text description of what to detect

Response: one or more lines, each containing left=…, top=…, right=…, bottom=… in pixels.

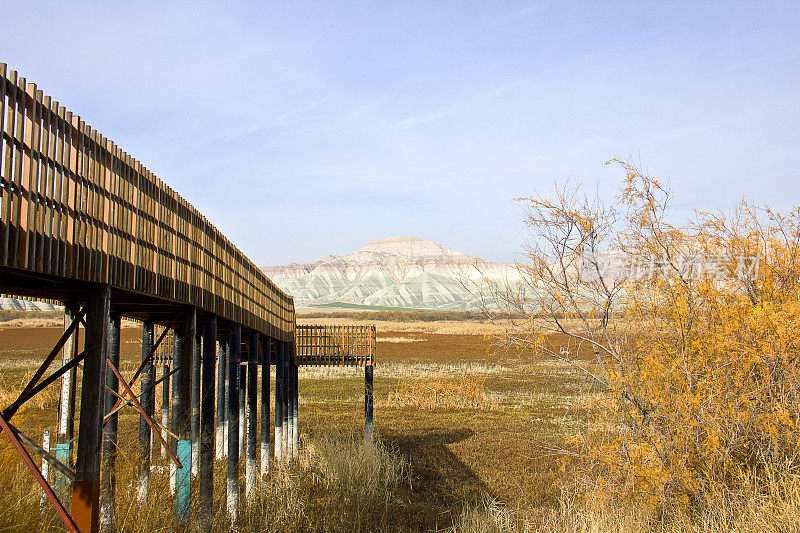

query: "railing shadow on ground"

left=382, top=427, right=498, bottom=528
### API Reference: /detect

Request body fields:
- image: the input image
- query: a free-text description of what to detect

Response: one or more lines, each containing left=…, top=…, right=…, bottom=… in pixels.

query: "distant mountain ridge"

left=262, top=237, right=521, bottom=310
left=0, top=297, right=62, bottom=312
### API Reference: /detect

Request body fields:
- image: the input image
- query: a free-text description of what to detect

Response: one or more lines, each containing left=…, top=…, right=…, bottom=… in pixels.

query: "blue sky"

left=2, top=1, right=799, bottom=264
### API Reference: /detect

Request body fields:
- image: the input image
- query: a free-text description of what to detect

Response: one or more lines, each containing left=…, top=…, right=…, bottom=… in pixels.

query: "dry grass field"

left=0, top=311, right=600, bottom=531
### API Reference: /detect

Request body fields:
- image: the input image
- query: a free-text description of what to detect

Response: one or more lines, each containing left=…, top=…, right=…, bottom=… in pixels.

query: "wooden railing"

left=295, top=325, right=375, bottom=366
left=0, top=64, right=294, bottom=339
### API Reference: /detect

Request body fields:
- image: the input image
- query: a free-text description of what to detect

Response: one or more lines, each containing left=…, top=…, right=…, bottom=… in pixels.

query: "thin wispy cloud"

left=698, top=45, right=800, bottom=80
left=394, top=104, right=458, bottom=129
left=278, top=98, right=328, bottom=121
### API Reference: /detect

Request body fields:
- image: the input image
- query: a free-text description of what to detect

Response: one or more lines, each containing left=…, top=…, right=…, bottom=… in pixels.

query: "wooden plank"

left=10, top=76, right=28, bottom=268
left=31, top=89, right=46, bottom=274
left=42, top=97, right=58, bottom=274
left=0, top=65, right=12, bottom=266
left=64, top=112, right=77, bottom=278
left=20, top=83, right=40, bottom=271
left=52, top=103, right=65, bottom=277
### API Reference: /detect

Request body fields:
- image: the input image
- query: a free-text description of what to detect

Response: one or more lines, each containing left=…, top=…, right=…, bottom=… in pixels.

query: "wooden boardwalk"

left=0, top=64, right=375, bottom=532
left=0, top=63, right=293, bottom=340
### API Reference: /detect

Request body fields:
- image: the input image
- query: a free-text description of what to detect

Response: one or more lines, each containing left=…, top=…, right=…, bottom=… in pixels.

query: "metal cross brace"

left=104, top=385, right=180, bottom=442
left=104, top=312, right=179, bottom=419
left=103, top=365, right=180, bottom=424
left=4, top=420, right=75, bottom=480
left=105, top=358, right=183, bottom=469
left=2, top=306, right=86, bottom=420
left=0, top=412, right=79, bottom=533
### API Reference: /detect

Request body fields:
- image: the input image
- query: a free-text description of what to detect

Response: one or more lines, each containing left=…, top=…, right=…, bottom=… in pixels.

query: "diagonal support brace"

left=104, top=313, right=179, bottom=420
left=103, top=365, right=180, bottom=425
left=2, top=307, right=86, bottom=420
left=106, top=358, right=183, bottom=470
left=4, top=421, right=76, bottom=480
left=0, top=412, right=79, bottom=533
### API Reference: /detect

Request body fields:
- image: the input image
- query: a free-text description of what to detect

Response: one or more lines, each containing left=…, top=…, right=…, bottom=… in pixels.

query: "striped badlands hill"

left=262, top=237, right=521, bottom=311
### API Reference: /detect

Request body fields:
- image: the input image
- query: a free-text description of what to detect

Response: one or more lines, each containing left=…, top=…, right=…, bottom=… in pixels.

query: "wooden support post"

left=246, top=330, right=258, bottom=498
left=292, top=362, right=299, bottom=458
left=198, top=316, right=216, bottom=533
left=215, top=335, right=226, bottom=460
left=191, top=322, right=201, bottom=477
left=100, top=312, right=120, bottom=533
left=40, top=429, right=50, bottom=516
left=173, top=308, right=194, bottom=524
left=260, top=337, right=270, bottom=478
left=55, top=305, right=79, bottom=496
left=137, top=321, right=154, bottom=504
left=274, top=340, right=283, bottom=466
left=161, top=355, right=170, bottom=461
left=239, top=361, right=246, bottom=458
left=365, top=364, right=374, bottom=442
left=71, top=286, right=110, bottom=533
left=226, top=324, right=241, bottom=522
left=283, top=341, right=290, bottom=462
left=169, top=331, right=179, bottom=495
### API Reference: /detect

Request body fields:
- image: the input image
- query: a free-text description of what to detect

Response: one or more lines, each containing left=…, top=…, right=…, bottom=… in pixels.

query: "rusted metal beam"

left=103, top=386, right=180, bottom=442
left=3, top=420, right=75, bottom=480
left=106, top=358, right=182, bottom=469
left=105, top=312, right=178, bottom=420
left=103, top=365, right=179, bottom=423
left=2, top=305, right=86, bottom=420
left=0, top=412, right=79, bottom=533
left=7, top=351, right=86, bottom=418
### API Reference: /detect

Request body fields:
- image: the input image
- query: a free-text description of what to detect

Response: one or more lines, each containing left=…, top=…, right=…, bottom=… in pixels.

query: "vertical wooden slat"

left=42, top=97, right=57, bottom=273
left=52, top=103, right=66, bottom=277
left=10, top=76, right=28, bottom=268
left=0, top=65, right=12, bottom=266
left=32, top=89, right=46, bottom=273
left=21, top=83, right=40, bottom=270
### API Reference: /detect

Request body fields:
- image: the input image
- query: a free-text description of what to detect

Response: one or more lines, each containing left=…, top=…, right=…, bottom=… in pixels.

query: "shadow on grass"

left=384, top=427, right=496, bottom=528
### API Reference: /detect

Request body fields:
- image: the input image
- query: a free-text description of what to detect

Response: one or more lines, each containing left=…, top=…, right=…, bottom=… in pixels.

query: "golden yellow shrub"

left=494, top=160, right=800, bottom=513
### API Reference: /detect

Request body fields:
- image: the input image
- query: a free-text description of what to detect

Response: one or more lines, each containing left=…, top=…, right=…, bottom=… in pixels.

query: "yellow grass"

left=386, top=374, right=498, bottom=410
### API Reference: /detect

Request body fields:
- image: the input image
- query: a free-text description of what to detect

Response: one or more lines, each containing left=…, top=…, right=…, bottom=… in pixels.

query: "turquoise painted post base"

left=53, top=442, right=70, bottom=496
left=174, top=440, right=192, bottom=523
